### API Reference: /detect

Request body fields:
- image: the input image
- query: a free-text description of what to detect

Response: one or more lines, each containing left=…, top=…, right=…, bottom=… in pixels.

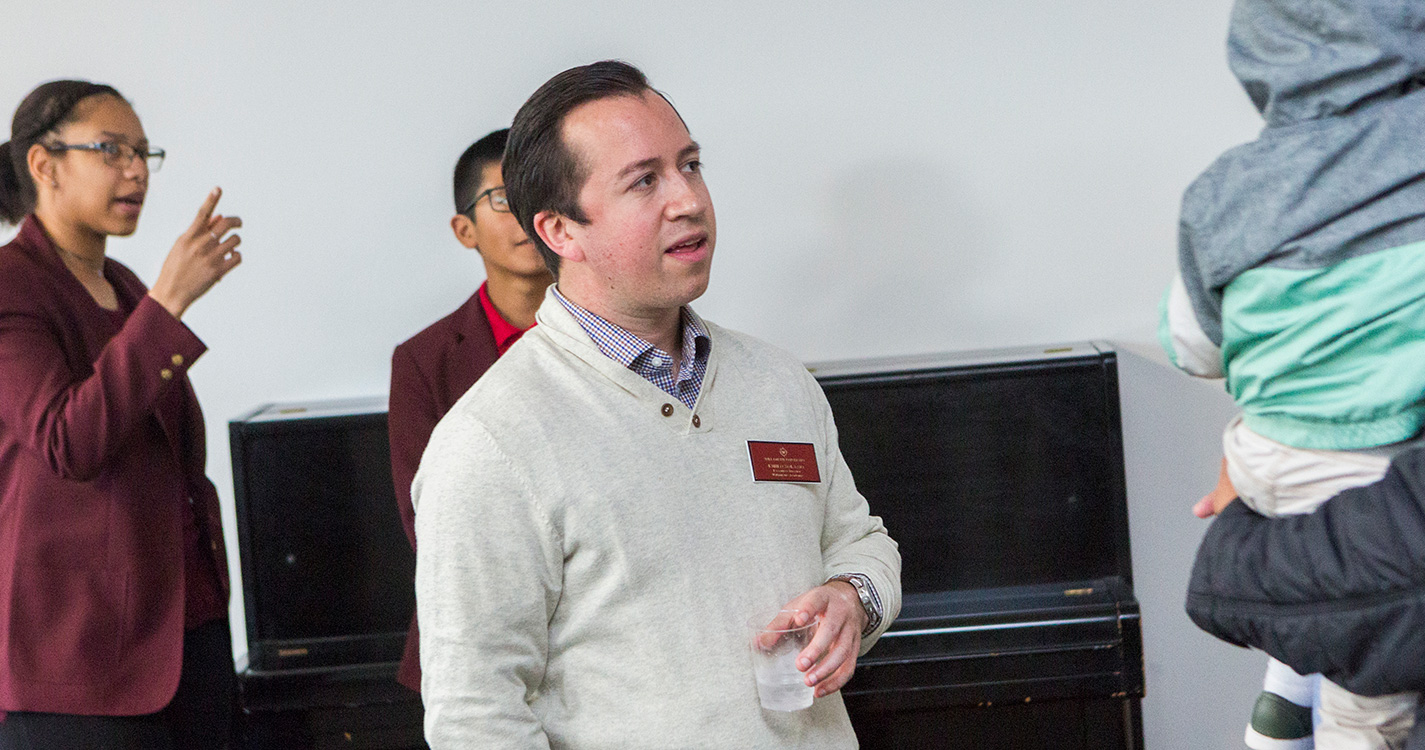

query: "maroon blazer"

left=388, top=291, right=499, bottom=691
left=0, top=217, right=228, bottom=716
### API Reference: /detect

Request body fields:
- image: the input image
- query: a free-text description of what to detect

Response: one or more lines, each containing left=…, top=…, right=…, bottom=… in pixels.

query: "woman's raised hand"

left=148, top=187, right=243, bottom=320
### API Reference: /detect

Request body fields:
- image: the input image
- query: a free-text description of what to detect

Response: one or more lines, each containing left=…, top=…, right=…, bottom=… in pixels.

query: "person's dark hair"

left=505, top=60, right=680, bottom=278
left=0, top=80, right=125, bottom=225
left=453, top=128, right=509, bottom=217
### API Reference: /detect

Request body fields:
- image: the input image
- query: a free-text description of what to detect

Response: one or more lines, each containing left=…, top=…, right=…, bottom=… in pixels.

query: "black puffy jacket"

left=1186, top=448, right=1425, bottom=747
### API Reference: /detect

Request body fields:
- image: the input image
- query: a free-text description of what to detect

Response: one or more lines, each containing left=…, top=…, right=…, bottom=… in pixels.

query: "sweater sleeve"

left=1158, top=272, right=1224, bottom=378
left=413, top=416, right=562, bottom=750
left=808, top=373, right=902, bottom=653
left=0, top=294, right=206, bottom=482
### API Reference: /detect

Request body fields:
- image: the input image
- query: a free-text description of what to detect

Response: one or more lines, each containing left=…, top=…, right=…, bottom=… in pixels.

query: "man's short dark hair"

left=453, top=128, right=509, bottom=216
left=504, top=60, right=667, bottom=278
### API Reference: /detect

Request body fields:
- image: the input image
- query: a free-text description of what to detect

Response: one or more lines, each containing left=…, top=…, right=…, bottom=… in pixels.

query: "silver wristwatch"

left=828, top=573, right=882, bottom=637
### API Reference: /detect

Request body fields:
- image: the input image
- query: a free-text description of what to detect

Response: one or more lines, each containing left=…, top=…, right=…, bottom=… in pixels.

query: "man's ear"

left=450, top=214, right=480, bottom=251
left=534, top=211, right=585, bottom=263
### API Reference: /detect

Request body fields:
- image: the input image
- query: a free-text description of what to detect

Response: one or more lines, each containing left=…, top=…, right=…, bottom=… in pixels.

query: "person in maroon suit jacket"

left=0, top=81, right=243, bottom=750
left=388, top=128, right=552, bottom=693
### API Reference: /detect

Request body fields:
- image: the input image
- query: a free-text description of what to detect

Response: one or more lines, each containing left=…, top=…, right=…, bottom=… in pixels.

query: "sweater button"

left=160, top=368, right=174, bottom=381
left=661, top=403, right=674, bottom=417
left=692, top=414, right=701, bottom=428
left=171, top=354, right=185, bottom=366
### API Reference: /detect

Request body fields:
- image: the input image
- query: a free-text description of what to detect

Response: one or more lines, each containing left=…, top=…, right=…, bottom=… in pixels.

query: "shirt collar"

left=552, top=286, right=710, bottom=370
left=478, top=281, right=533, bottom=356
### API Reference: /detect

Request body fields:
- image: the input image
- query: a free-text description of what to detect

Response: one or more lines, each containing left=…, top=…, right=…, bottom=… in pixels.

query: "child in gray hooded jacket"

left=1161, top=0, right=1425, bottom=747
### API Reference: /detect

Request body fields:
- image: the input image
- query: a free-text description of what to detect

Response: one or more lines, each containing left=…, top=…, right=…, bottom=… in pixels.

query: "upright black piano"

left=230, top=398, right=426, bottom=750
left=227, top=343, right=1142, bottom=749
left=813, top=342, right=1144, bottom=749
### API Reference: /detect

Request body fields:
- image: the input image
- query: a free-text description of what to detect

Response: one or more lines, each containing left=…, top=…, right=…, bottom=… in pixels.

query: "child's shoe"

left=1244, top=691, right=1314, bottom=750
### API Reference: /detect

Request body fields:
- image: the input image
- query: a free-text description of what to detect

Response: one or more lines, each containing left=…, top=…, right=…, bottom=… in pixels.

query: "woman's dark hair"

left=0, top=80, right=125, bottom=225
left=505, top=60, right=679, bottom=279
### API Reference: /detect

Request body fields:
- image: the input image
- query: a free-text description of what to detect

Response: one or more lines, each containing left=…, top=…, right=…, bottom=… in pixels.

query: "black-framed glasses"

left=44, top=141, right=165, bottom=173
left=460, top=186, right=510, bottom=216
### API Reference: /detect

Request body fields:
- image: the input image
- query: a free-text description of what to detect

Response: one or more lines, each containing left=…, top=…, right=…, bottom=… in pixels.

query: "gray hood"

left=1229, top=0, right=1425, bottom=126
left=1174, top=0, right=1425, bottom=346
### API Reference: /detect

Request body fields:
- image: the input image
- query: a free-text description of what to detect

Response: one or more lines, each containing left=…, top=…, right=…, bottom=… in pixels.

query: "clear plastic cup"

left=748, top=609, right=818, bottom=711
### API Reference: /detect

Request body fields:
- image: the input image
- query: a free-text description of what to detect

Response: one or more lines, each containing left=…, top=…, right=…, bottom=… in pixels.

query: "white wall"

left=7, top=2, right=1265, bottom=746
left=1118, top=346, right=1263, bottom=750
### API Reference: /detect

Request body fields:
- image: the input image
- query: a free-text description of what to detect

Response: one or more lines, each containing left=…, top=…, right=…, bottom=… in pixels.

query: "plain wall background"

left=6, top=2, right=1268, bottom=746
left=1117, top=346, right=1261, bottom=749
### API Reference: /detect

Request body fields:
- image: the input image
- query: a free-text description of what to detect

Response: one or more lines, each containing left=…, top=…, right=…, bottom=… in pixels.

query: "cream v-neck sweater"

left=413, top=289, right=901, bottom=749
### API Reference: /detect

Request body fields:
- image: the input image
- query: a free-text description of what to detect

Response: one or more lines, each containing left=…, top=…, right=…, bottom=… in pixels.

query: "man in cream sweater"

left=412, top=60, right=901, bottom=749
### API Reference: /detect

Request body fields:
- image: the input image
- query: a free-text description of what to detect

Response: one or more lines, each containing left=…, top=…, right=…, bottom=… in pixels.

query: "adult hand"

left=148, top=187, right=243, bottom=320
left=774, top=582, right=868, bottom=698
left=1193, top=456, right=1238, bottom=518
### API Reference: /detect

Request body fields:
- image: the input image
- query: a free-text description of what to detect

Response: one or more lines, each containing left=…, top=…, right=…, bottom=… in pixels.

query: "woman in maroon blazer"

left=0, top=81, right=242, bottom=750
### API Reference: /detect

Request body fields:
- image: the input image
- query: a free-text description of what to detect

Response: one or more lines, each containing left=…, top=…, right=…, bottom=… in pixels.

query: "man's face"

left=470, top=163, right=548, bottom=280
left=559, top=92, right=715, bottom=317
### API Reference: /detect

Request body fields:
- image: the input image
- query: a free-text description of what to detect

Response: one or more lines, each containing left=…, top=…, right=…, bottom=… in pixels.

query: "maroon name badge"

left=747, top=441, right=821, bottom=483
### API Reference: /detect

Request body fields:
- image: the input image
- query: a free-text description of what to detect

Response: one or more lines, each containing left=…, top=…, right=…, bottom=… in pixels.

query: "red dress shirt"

left=478, top=282, right=530, bottom=355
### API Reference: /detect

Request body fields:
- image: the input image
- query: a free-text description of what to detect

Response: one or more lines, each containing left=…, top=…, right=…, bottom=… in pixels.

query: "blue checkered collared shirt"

left=553, top=287, right=711, bottom=409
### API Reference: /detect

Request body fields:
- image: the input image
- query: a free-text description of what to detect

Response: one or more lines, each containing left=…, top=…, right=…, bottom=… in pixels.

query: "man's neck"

left=484, top=269, right=550, bottom=330
left=557, top=283, right=684, bottom=361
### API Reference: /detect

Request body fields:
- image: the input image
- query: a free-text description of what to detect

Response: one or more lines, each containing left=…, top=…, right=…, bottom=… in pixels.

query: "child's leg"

left=1224, top=419, right=1397, bottom=750
left=1264, top=658, right=1316, bottom=705
left=1316, top=679, right=1417, bottom=750
left=1247, top=658, right=1317, bottom=749
left=1222, top=416, right=1392, bottom=518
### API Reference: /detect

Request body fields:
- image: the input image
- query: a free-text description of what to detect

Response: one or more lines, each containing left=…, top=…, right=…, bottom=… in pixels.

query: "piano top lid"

left=228, top=345, right=1114, bottom=423
left=806, top=341, right=1113, bottom=382
left=895, top=578, right=1135, bottom=625
left=236, top=395, right=388, bottom=424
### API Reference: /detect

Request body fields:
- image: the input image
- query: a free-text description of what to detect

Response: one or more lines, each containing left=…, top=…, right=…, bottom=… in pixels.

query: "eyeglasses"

left=460, top=186, right=510, bottom=216
left=44, top=141, right=166, bottom=173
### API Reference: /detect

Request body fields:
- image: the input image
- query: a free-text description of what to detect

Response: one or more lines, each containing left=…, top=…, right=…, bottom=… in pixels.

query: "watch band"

left=828, top=573, right=882, bottom=638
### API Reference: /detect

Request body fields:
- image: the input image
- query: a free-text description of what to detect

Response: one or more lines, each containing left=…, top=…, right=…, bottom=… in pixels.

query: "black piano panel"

left=821, top=355, right=1130, bottom=593
left=230, top=406, right=414, bottom=671
left=814, top=345, right=1142, bottom=750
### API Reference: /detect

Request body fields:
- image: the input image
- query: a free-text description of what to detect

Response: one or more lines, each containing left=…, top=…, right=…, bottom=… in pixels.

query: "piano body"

left=813, top=342, right=1144, bottom=749
left=226, top=342, right=1142, bottom=749
left=229, top=398, right=426, bottom=750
